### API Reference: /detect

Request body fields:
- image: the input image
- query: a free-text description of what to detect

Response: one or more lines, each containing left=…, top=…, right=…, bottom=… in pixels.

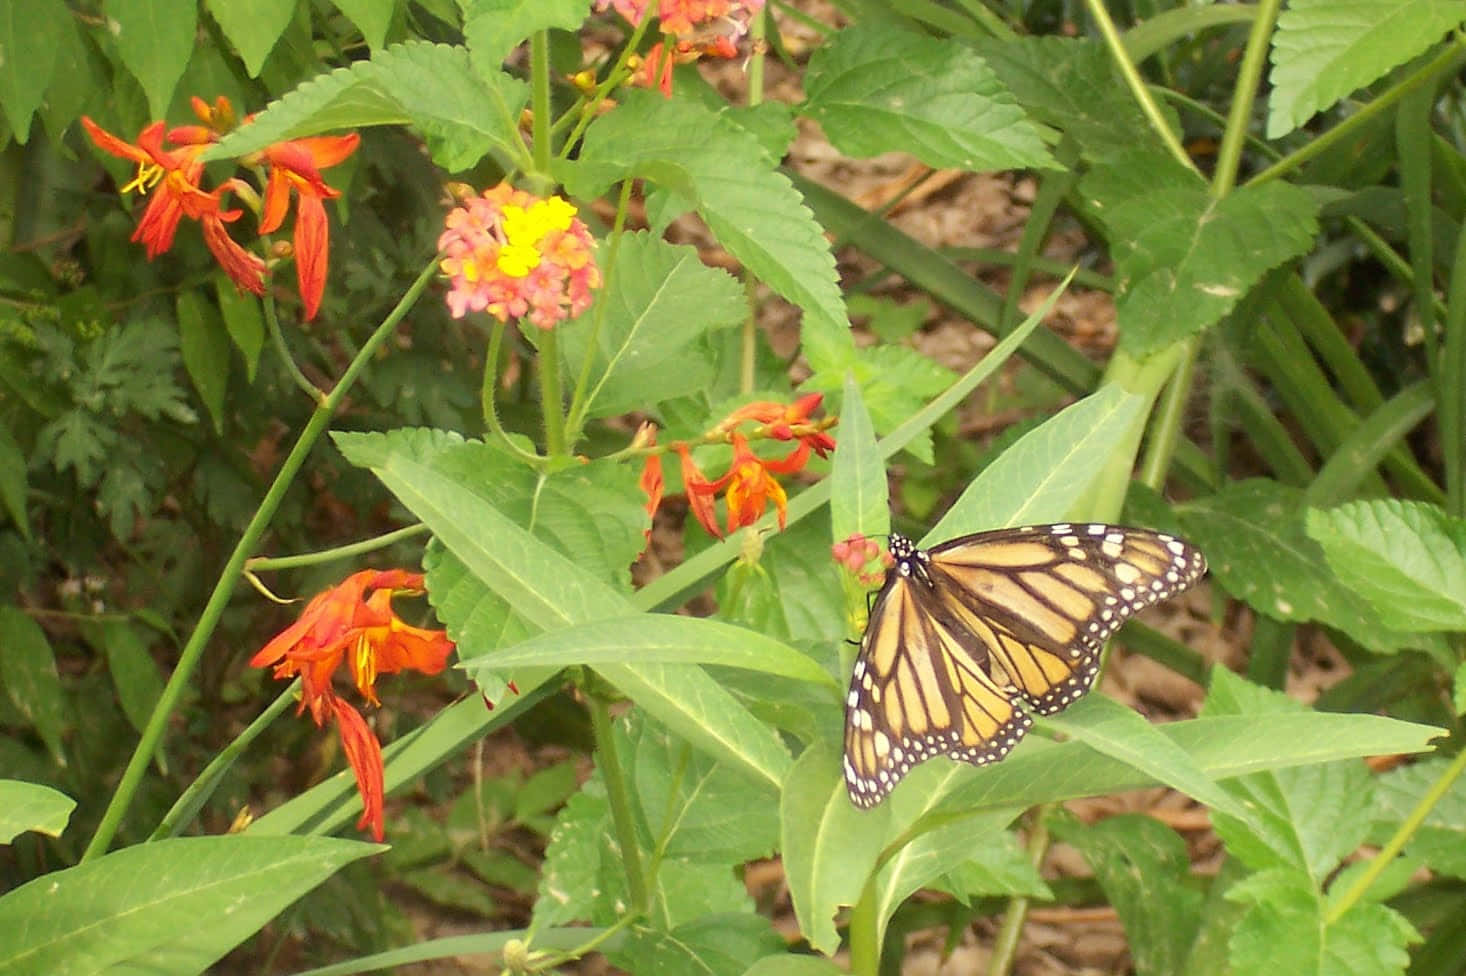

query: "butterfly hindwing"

left=843, top=523, right=1207, bottom=808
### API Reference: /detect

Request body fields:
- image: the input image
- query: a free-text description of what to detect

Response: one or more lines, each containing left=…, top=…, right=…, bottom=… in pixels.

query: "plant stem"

left=1084, top=0, right=1192, bottom=172
left=245, top=524, right=432, bottom=573
left=82, top=257, right=441, bottom=860
left=537, top=324, right=569, bottom=457
left=1210, top=0, right=1278, bottom=197
left=587, top=693, right=649, bottom=911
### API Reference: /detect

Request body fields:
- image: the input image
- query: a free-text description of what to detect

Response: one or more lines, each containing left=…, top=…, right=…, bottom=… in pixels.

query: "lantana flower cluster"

left=438, top=183, right=602, bottom=328
left=250, top=569, right=454, bottom=841
left=81, top=96, right=358, bottom=320
left=640, top=392, right=837, bottom=540
left=595, top=0, right=767, bottom=95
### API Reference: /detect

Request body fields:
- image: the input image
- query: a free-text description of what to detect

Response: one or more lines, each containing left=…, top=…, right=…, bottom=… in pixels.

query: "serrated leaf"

left=0, top=835, right=378, bottom=975
left=532, top=781, right=617, bottom=930
left=0, top=780, right=74, bottom=844
left=804, top=24, right=1057, bottom=172
left=177, top=292, right=231, bottom=435
left=1082, top=160, right=1321, bottom=356
left=927, top=383, right=1144, bottom=540
left=805, top=343, right=955, bottom=464
left=1372, top=758, right=1466, bottom=880
left=1180, top=480, right=1432, bottom=652
left=973, top=35, right=1172, bottom=164
left=1226, top=868, right=1417, bottom=976
left=568, top=91, right=849, bottom=365
left=647, top=858, right=754, bottom=930
left=208, top=42, right=528, bottom=172
left=1268, top=0, right=1466, bottom=138
left=829, top=374, right=887, bottom=542
left=104, top=0, right=196, bottom=118
left=0, top=606, right=67, bottom=763
left=561, top=231, right=745, bottom=418
left=204, top=0, right=294, bottom=75
left=1306, top=499, right=1466, bottom=632
left=1049, top=811, right=1202, bottom=976
left=462, top=0, right=591, bottom=66
left=0, top=0, right=65, bottom=139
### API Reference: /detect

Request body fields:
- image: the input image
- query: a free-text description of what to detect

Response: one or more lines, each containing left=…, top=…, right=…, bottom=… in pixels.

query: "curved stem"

left=1083, top=0, right=1192, bottom=171
left=244, top=523, right=432, bottom=573
left=481, top=320, right=545, bottom=464
left=263, top=290, right=324, bottom=402
left=82, top=257, right=442, bottom=860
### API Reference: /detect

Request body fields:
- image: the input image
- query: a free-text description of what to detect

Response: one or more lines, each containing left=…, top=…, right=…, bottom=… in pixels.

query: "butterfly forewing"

left=843, top=523, right=1206, bottom=808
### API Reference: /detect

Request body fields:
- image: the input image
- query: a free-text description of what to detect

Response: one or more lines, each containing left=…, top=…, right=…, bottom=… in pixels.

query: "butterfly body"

left=843, top=523, right=1206, bottom=809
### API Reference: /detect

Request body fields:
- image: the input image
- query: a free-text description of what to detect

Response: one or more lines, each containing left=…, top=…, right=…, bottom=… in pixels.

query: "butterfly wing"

left=843, top=568, right=1034, bottom=809
left=925, top=523, right=1207, bottom=714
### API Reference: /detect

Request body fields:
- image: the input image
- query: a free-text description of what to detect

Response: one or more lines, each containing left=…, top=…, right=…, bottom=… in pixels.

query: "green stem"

left=82, top=257, right=441, bottom=861
left=1326, top=743, right=1466, bottom=924
left=151, top=682, right=300, bottom=839
left=263, top=291, right=324, bottom=402
left=846, top=874, right=881, bottom=976
left=1136, top=338, right=1198, bottom=491
left=245, top=524, right=431, bottom=573
left=1209, top=0, right=1279, bottom=197
left=537, top=323, right=568, bottom=458
left=482, top=320, right=545, bottom=465
left=587, top=694, right=649, bottom=911
left=987, top=811, right=1050, bottom=976
left=529, top=32, right=553, bottom=183
left=1084, top=0, right=1192, bottom=172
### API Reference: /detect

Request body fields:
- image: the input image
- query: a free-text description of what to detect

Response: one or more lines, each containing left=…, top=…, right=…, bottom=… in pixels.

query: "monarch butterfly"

left=843, top=523, right=1207, bottom=808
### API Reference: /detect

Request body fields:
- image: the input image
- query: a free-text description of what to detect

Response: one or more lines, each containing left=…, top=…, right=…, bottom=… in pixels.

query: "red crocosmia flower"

left=250, top=568, right=453, bottom=841
left=259, top=134, right=360, bottom=320
left=329, top=695, right=386, bottom=841
left=677, top=443, right=725, bottom=538
left=637, top=423, right=665, bottom=548
left=80, top=116, right=266, bottom=295
left=722, top=433, right=790, bottom=532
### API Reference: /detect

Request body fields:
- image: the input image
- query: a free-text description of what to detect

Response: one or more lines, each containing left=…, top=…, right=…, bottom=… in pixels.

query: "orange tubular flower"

left=259, top=134, right=361, bottom=320
left=677, top=443, right=725, bottom=538
left=722, top=433, right=789, bottom=532
left=250, top=569, right=453, bottom=841
left=81, top=115, right=266, bottom=295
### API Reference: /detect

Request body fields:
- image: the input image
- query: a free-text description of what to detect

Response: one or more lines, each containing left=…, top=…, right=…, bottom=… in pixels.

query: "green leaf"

left=532, top=781, right=618, bottom=930
left=0, top=780, right=74, bottom=844
left=829, top=373, right=888, bottom=542
left=561, top=231, right=745, bottom=418
left=1043, top=695, right=1259, bottom=828
left=973, top=35, right=1170, bottom=165
left=1202, top=670, right=1376, bottom=881
left=781, top=740, right=894, bottom=955
left=1306, top=499, right=1466, bottom=632
left=1372, top=758, right=1466, bottom=880
left=1267, top=0, right=1466, bottom=138
left=0, top=835, right=378, bottom=975
left=613, top=913, right=784, bottom=976
left=1226, top=868, right=1417, bottom=976
left=804, top=343, right=956, bottom=464
left=214, top=277, right=264, bottom=381
left=927, top=383, right=1144, bottom=540
left=1049, top=811, right=1202, bottom=976
left=1082, top=158, right=1321, bottom=356
left=803, top=24, right=1057, bottom=171
left=0, top=424, right=30, bottom=541
left=0, top=0, right=66, bottom=139
left=208, top=42, right=529, bottom=173
left=333, top=0, right=395, bottom=51
left=626, top=717, right=779, bottom=863
left=568, top=91, right=849, bottom=366
left=96, top=620, right=165, bottom=741
left=459, top=613, right=836, bottom=686
left=204, top=0, right=294, bottom=76
left=1180, top=480, right=1437, bottom=653
left=462, top=0, right=591, bottom=66
left=0, top=606, right=67, bottom=763
left=176, top=292, right=231, bottom=435
left=742, top=956, right=847, bottom=976
left=103, top=0, right=196, bottom=118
